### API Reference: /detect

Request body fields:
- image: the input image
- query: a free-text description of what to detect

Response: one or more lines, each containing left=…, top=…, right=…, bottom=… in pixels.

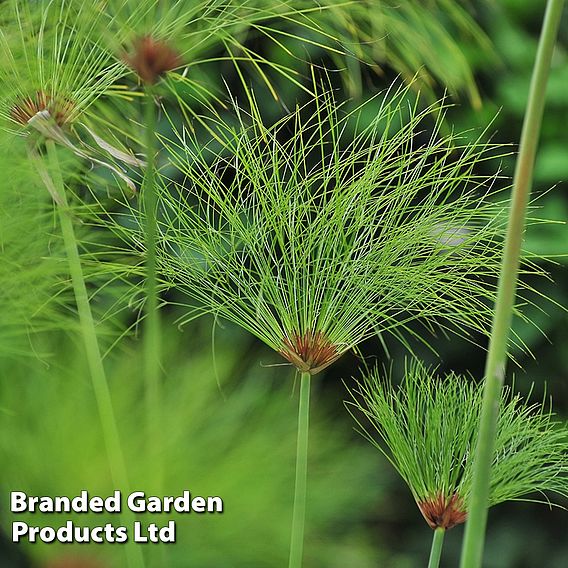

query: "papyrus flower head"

left=122, top=35, right=181, bottom=85
left=116, top=83, right=525, bottom=375
left=10, top=91, right=75, bottom=128
left=348, top=362, right=568, bottom=530
left=0, top=0, right=125, bottom=135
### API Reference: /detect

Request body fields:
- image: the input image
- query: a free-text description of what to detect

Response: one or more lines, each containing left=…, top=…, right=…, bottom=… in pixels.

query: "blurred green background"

left=0, top=1, right=566, bottom=567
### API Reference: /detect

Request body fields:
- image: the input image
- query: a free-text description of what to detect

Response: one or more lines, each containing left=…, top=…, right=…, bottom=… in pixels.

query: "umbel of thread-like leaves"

left=0, top=1, right=145, bottom=190
left=0, top=0, right=126, bottom=133
left=113, top=85, right=521, bottom=376
left=347, top=363, right=568, bottom=531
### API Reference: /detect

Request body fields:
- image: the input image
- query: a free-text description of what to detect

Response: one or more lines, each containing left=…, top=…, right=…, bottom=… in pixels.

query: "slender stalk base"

left=45, top=141, right=145, bottom=568
left=459, top=2, right=565, bottom=567
left=288, top=371, right=311, bottom=568
left=143, top=87, right=162, bottom=485
left=428, top=528, right=445, bottom=568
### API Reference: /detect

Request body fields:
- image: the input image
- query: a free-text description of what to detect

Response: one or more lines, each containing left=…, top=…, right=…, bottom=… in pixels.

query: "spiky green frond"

left=347, top=362, right=568, bottom=529
left=90, top=0, right=346, bottom=99
left=102, top=83, right=524, bottom=374
left=0, top=0, right=126, bottom=134
left=241, top=0, right=492, bottom=104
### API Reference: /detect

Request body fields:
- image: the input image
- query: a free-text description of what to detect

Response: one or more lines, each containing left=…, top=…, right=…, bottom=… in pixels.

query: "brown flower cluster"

left=11, top=91, right=74, bottom=127
left=279, top=330, right=341, bottom=375
left=417, top=492, right=467, bottom=530
left=123, top=36, right=181, bottom=84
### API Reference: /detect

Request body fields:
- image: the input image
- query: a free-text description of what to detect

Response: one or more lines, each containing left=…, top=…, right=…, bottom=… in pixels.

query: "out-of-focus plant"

left=0, top=135, right=76, bottom=359
left=0, top=327, right=384, bottom=568
left=280, top=0, right=493, bottom=105
left=0, top=7, right=141, bottom=566
left=0, top=0, right=138, bottom=187
left=347, top=362, right=568, bottom=568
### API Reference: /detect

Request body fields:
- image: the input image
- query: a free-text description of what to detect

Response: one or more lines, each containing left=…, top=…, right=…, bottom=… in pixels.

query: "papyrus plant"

left=154, top=86, right=515, bottom=367
left=0, top=0, right=140, bottom=188
left=347, top=362, right=568, bottom=568
left=82, top=2, right=373, bottom=502
left=0, top=1, right=123, bottom=131
left=99, top=80, right=536, bottom=565
left=0, top=0, right=131, bottom=448
left=91, top=0, right=358, bottom=474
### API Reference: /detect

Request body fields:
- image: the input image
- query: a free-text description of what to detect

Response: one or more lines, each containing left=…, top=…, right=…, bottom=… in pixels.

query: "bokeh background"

left=0, top=1, right=566, bottom=567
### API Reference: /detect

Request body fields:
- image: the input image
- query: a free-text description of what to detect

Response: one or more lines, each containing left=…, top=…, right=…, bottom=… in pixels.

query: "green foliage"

left=449, top=1, right=568, bottom=267
left=0, top=0, right=565, bottom=565
left=300, top=0, right=493, bottom=105
left=0, top=134, right=78, bottom=358
left=348, top=362, right=568, bottom=526
left=0, top=328, right=384, bottom=567
left=104, top=84, right=520, bottom=375
left=0, top=0, right=124, bottom=133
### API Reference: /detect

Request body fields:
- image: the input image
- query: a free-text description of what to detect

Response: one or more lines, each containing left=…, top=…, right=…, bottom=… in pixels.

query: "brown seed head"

left=10, top=91, right=74, bottom=127
left=279, top=330, right=341, bottom=375
left=123, top=35, right=181, bottom=84
left=417, top=492, right=467, bottom=530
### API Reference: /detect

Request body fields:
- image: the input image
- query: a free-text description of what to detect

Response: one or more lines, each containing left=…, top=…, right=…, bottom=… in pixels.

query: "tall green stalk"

left=428, top=528, right=445, bottom=568
left=143, top=86, right=162, bottom=479
left=289, top=371, right=311, bottom=568
left=459, top=2, right=565, bottom=567
left=45, top=140, right=145, bottom=568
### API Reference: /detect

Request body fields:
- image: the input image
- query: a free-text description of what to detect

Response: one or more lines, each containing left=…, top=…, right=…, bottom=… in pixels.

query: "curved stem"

left=288, top=371, right=311, bottom=568
left=428, top=528, right=446, bottom=568
left=143, top=86, right=162, bottom=485
left=459, top=1, right=565, bottom=567
left=45, top=141, right=145, bottom=568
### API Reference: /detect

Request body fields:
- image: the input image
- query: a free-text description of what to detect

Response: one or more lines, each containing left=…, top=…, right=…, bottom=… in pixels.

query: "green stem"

left=45, top=141, right=145, bottom=568
left=459, top=2, right=565, bottom=567
left=143, top=86, right=162, bottom=483
left=288, top=371, right=311, bottom=568
left=428, top=528, right=445, bottom=568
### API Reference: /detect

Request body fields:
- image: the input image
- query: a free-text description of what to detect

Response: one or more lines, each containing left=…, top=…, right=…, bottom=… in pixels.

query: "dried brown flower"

left=279, top=330, right=341, bottom=375
left=123, top=35, right=181, bottom=84
left=10, top=91, right=74, bottom=127
left=417, top=492, right=467, bottom=530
